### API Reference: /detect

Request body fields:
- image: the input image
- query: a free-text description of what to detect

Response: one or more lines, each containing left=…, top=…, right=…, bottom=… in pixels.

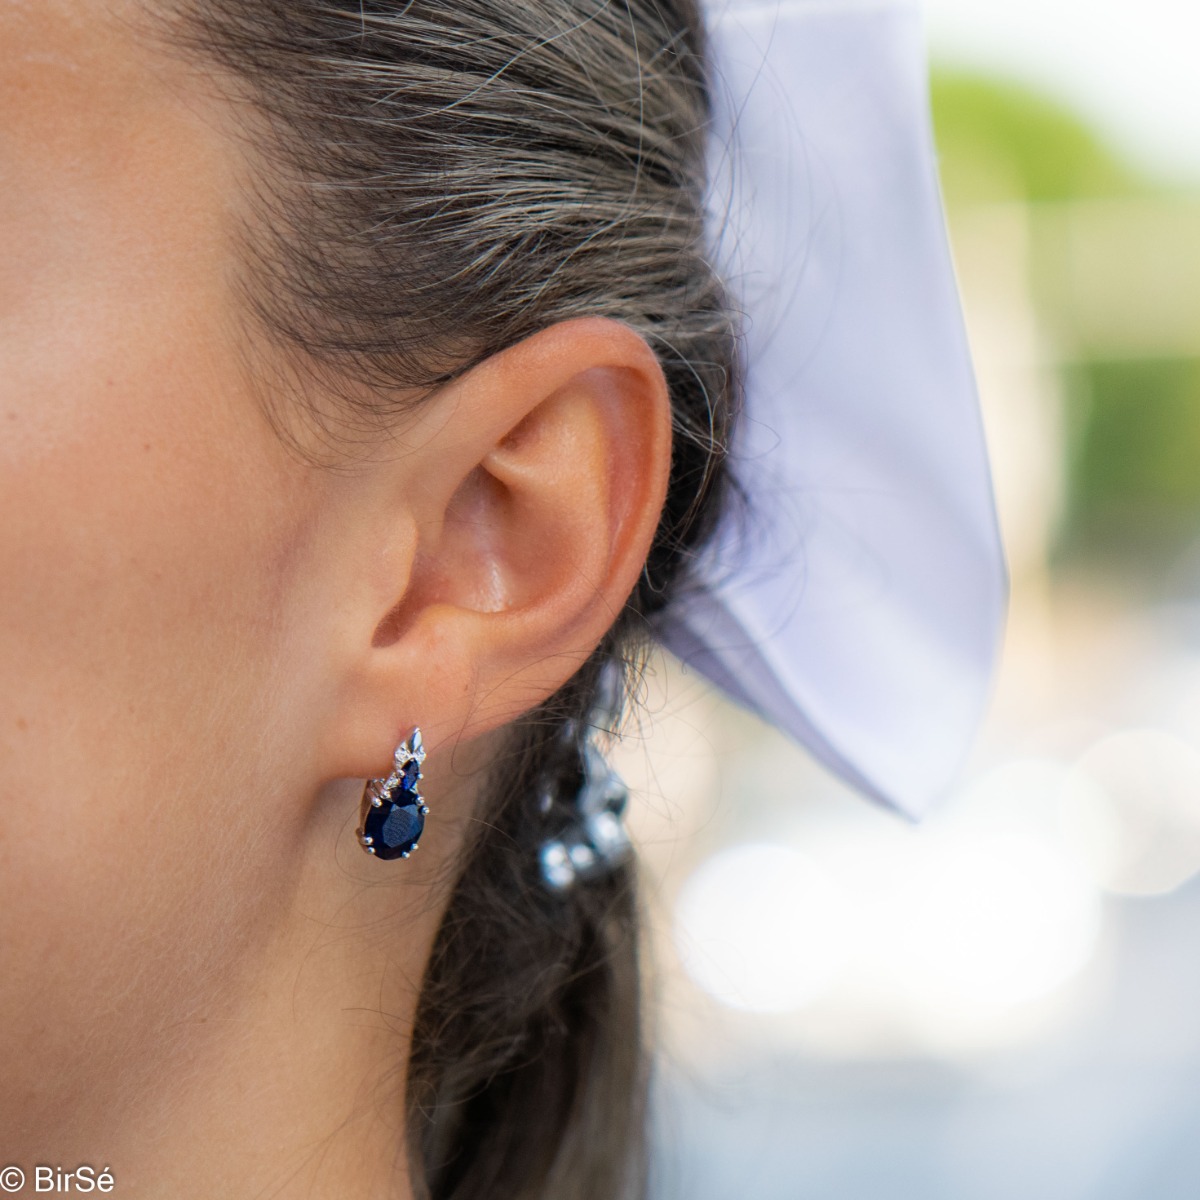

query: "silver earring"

left=358, top=728, right=429, bottom=860
left=538, top=740, right=632, bottom=891
left=538, top=663, right=632, bottom=893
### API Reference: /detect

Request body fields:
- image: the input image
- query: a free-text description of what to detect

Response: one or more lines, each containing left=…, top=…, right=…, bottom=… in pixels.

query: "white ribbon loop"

left=661, top=0, right=1008, bottom=819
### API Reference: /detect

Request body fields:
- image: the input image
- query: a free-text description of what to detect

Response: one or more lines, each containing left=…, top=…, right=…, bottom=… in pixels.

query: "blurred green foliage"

left=930, top=71, right=1140, bottom=206
left=1064, top=359, right=1200, bottom=562
left=930, top=69, right=1200, bottom=570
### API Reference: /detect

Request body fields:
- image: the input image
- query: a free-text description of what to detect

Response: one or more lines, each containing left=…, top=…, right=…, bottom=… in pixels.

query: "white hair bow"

left=659, top=0, right=1008, bottom=819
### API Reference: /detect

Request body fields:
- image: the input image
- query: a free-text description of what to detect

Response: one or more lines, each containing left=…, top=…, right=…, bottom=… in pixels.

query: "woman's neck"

left=38, top=776, right=460, bottom=1200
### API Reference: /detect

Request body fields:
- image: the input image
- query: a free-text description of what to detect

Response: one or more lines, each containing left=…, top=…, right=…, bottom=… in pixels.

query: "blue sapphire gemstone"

left=362, top=776, right=425, bottom=860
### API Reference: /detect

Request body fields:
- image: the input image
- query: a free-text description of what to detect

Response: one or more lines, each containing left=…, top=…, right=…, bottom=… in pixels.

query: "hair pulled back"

left=169, top=1, right=740, bottom=1195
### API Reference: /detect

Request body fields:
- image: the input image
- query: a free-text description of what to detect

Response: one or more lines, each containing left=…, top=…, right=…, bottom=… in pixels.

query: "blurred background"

left=628, top=2, right=1200, bottom=1196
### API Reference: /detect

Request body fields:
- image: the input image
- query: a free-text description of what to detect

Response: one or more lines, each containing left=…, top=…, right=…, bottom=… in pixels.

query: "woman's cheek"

left=0, top=83, right=326, bottom=1134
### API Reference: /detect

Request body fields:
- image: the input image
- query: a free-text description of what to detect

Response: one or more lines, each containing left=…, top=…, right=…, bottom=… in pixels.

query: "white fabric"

left=659, top=0, right=1008, bottom=819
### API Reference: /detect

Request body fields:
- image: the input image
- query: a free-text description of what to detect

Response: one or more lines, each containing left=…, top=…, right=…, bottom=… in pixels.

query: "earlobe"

left=322, top=318, right=672, bottom=780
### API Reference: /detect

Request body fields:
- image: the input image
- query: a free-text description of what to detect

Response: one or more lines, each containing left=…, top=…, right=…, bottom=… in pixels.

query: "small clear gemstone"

left=568, top=842, right=597, bottom=870
left=586, top=811, right=628, bottom=858
left=540, top=841, right=575, bottom=891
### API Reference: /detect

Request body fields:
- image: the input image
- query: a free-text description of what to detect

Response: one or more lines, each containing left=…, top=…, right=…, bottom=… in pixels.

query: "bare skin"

left=0, top=2, right=672, bottom=1196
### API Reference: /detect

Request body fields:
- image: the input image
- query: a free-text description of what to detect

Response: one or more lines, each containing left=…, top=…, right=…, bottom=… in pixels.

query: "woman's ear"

left=319, top=317, right=672, bottom=780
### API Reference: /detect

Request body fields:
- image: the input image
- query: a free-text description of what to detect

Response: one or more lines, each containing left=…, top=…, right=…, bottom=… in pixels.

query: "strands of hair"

left=164, top=1, right=740, bottom=1195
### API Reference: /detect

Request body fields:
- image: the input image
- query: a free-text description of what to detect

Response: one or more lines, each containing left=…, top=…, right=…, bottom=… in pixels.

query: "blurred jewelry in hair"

left=539, top=667, right=632, bottom=892
left=358, top=728, right=429, bottom=860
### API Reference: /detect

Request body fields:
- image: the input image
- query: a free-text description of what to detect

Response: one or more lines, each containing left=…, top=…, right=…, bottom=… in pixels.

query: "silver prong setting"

left=361, top=725, right=428, bottom=861
left=394, top=726, right=426, bottom=773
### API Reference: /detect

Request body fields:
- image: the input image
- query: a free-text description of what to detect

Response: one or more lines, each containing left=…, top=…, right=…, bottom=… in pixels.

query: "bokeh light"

left=674, top=843, right=858, bottom=1013
left=886, top=830, right=1100, bottom=1009
left=1061, top=728, right=1200, bottom=896
left=671, top=761, right=1103, bottom=1038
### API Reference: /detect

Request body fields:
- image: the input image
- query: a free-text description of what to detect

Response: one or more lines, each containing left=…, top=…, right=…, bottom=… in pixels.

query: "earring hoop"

left=358, top=728, right=429, bottom=860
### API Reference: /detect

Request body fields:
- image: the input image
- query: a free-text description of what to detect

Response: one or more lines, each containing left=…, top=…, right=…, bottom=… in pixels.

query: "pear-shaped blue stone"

left=363, top=776, right=425, bottom=860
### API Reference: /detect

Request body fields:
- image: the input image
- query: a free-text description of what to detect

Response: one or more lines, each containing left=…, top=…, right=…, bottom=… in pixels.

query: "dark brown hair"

left=167, top=1, right=739, bottom=1195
